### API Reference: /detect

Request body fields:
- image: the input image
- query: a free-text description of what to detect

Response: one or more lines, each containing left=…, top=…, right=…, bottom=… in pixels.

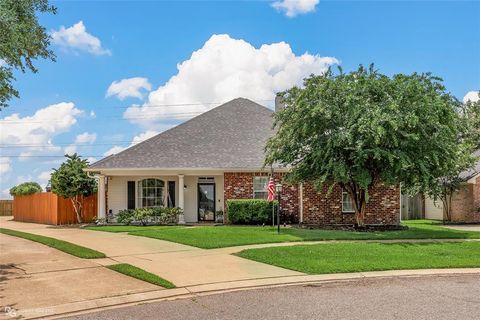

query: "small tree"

left=51, top=154, right=96, bottom=223
left=9, top=182, right=42, bottom=196
left=265, top=65, right=464, bottom=226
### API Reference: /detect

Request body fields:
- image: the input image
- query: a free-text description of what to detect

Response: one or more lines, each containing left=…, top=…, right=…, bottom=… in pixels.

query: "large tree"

left=0, top=0, right=56, bottom=110
left=51, top=154, right=97, bottom=223
left=265, top=65, right=465, bottom=226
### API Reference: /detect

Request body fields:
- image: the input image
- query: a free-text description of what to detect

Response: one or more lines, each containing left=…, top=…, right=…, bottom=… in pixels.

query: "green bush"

left=117, top=207, right=182, bottom=225
left=9, top=182, right=42, bottom=196
left=117, top=209, right=135, bottom=225
left=227, top=199, right=278, bottom=225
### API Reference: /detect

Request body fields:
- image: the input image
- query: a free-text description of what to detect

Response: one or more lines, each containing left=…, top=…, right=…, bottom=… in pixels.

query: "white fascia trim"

left=84, top=167, right=290, bottom=173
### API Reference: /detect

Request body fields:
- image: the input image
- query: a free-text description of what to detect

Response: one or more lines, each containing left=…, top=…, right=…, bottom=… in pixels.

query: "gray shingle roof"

left=89, top=98, right=275, bottom=169
left=460, top=149, right=480, bottom=180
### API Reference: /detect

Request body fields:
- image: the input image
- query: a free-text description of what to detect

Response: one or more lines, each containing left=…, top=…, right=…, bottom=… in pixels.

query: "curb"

left=15, top=268, right=480, bottom=320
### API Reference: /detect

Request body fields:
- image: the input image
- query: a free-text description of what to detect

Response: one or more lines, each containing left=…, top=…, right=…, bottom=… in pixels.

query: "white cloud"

left=64, top=132, right=96, bottom=156
left=90, top=110, right=96, bottom=118
left=37, top=170, right=53, bottom=188
left=0, top=102, right=83, bottom=159
left=463, top=91, right=479, bottom=103
left=64, top=145, right=77, bottom=156
left=103, top=130, right=158, bottom=156
left=75, top=132, right=97, bottom=144
left=51, top=21, right=111, bottom=56
left=1, top=188, right=11, bottom=199
left=0, top=157, right=11, bottom=175
left=272, top=0, right=319, bottom=17
left=124, top=34, right=338, bottom=129
left=16, top=175, right=33, bottom=184
left=106, top=77, right=152, bottom=100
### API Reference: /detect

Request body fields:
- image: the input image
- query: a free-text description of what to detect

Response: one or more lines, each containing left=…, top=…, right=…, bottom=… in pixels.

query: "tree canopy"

left=9, top=182, right=42, bottom=196
left=51, top=154, right=97, bottom=223
left=0, top=0, right=56, bottom=110
left=265, top=65, right=468, bottom=225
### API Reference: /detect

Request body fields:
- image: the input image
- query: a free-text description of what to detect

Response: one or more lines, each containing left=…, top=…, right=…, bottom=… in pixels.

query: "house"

left=86, top=98, right=400, bottom=225
left=424, top=151, right=480, bottom=222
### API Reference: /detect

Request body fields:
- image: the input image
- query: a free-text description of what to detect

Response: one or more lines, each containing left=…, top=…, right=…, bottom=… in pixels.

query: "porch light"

left=275, top=183, right=283, bottom=193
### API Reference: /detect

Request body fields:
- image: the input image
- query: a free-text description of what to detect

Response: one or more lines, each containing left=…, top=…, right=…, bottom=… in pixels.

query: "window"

left=253, top=176, right=269, bottom=199
left=138, top=179, right=164, bottom=208
left=342, top=192, right=355, bottom=213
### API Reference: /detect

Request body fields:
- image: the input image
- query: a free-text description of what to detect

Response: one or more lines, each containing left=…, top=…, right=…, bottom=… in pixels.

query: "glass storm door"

left=198, top=183, right=215, bottom=221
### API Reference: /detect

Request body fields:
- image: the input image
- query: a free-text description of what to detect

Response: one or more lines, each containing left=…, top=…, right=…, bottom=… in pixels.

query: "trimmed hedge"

left=227, top=199, right=278, bottom=225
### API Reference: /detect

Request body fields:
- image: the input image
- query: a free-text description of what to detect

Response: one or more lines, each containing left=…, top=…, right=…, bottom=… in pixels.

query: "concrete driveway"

left=443, top=224, right=480, bottom=232
left=0, top=233, right=160, bottom=319
left=0, top=217, right=302, bottom=288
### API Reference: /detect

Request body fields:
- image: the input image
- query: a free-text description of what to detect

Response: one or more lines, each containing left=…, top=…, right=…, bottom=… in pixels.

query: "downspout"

left=299, top=182, right=303, bottom=224
left=399, top=183, right=402, bottom=223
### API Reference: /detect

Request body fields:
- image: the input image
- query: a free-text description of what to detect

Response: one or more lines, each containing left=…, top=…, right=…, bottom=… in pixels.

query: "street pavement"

left=64, top=274, right=480, bottom=320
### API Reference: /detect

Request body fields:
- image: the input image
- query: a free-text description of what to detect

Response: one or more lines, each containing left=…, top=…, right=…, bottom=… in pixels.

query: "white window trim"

left=136, top=178, right=166, bottom=208
left=253, top=176, right=269, bottom=199
left=342, top=191, right=356, bottom=213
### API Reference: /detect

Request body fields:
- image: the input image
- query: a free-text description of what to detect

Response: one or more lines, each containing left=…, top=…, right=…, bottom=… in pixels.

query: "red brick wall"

left=223, top=172, right=299, bottom=223
left=301, top=182, right=400, bottom=225
left=450, top=178, right=480, bottom=223
left=224, top=172, right=400, bottom=226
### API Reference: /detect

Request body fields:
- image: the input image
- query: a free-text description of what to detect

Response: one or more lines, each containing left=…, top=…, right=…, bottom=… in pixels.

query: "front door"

left=198, top=183, right=215, bottom=221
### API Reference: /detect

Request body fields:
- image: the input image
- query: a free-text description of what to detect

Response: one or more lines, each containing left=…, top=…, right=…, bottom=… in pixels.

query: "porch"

left=95, top=171, right=224, bottom=223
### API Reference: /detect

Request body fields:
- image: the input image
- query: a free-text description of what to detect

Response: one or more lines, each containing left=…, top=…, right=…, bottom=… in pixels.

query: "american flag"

left=266, top=177, right=275, bottom=202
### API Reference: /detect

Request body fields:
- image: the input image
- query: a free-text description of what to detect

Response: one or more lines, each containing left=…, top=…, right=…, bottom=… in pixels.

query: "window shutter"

left=127, top=181, right=135, bottom=209
left=168, top=181, right=176, bottom=207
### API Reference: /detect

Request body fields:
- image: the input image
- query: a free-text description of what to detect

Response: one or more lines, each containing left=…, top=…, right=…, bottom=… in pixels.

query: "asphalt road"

left=64, top=274, right=480, bottom=320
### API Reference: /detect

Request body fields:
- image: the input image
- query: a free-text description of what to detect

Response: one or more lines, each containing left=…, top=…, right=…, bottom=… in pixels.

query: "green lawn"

left=0, top=228, right=106, bottom=259
left=86, top=220, right=480, bottom=249
left=236, top=241, right=480, bottom=274
left=107, top=263, right=176, bottom=289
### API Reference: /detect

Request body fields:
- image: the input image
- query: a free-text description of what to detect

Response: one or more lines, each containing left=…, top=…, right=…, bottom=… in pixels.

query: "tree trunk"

left=441, top=192, right=453, bottom=223
left=71, top=196, right=83, bottom=223
left=345, top=186, right=366, bottom=227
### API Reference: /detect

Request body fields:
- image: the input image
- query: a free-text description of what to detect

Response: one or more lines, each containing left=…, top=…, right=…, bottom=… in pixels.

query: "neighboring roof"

left=460, top=149, right=480, bottom=180
left=89, top=98, right=275, bottom=170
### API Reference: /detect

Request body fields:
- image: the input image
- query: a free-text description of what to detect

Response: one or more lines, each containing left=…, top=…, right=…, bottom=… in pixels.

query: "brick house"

left=86, top=98, right=400, bottom=226
left=425, top=152, right=480, bottom=222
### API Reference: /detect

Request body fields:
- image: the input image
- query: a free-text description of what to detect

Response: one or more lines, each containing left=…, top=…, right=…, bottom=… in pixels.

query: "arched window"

left=138, top=179, right=164, bottom=208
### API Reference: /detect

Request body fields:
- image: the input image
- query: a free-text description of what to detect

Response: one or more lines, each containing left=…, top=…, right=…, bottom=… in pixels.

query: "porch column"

left=178, top=174, right=186, bottom=224
left=96, top=175, right=106, bottom=220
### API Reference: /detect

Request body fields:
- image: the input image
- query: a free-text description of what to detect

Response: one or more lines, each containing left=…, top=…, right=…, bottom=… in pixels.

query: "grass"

left=236, top=241, right=480, bottom=274
left=86, top=220, right=480, bottom=249
left=107, top=263, right=176, bottom=288
left=0, top=228, right=106, bottom=259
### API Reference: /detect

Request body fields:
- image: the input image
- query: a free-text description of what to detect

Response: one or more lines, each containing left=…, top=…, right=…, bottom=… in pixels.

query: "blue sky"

left=1, top=0, right=479, bottom=197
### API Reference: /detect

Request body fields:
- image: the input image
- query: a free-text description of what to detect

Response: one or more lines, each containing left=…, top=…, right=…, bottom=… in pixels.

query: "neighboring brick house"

left=425, top=153, right=480, bottom=223
left=86, top=98, right=400, bottom=226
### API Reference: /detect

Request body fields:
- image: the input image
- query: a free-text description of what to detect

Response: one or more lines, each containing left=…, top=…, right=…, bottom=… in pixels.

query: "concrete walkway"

left=0, top=217, right=302, bottom=288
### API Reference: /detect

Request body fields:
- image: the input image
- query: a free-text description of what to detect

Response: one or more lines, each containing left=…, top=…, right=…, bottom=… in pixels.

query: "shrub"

left=9, top=182, right=42, bottom=196
left=227, top=199, right=278, bottom=225
left=116, top=207, right=182, bottom=225
left=117, top=209, right=135, bottom=225
left=134, top=208, right=153, bottom=226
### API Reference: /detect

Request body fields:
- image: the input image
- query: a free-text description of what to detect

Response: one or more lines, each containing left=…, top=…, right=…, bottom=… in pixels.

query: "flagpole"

left=270, top=165, right=274, bottom=227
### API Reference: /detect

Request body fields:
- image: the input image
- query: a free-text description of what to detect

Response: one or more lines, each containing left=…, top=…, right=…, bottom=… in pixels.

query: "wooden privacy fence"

left=13, top=192, right=97, bottom=225
left=0, top=200, right=13, bottom=216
